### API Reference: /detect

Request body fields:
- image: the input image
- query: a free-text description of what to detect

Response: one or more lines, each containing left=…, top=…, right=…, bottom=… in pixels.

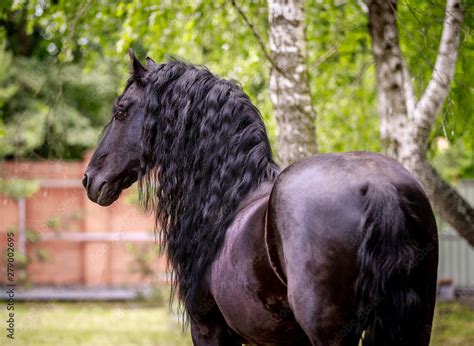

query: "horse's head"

left=83, top=49, right=154, bottom=206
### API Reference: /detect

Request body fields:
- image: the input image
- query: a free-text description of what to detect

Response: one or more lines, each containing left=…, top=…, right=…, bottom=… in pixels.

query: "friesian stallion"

left=83, top=50, right=438, bottom=345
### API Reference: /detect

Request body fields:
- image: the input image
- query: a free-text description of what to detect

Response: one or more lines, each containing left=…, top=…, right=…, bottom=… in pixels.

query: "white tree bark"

left=368, top=0, right=409, bottom=159
left=413, top=0, right=463, bottom=149
left=268, top=0, right=317, bottom=167
left=368, top=0, right=474, bottom=245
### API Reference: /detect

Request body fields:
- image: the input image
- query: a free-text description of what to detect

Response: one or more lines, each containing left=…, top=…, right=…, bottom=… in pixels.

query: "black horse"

left=83, top=50, right=438, bottom=345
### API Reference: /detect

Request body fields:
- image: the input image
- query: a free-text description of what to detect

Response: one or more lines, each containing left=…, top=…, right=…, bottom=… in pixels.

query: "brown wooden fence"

left=0, top=152, right=165, bottom=287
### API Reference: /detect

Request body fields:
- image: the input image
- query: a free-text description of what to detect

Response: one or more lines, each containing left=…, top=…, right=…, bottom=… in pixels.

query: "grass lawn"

left=3, top=301, right=473, bottom=345
left=431, top=302, right=474, bottom=346
left=11, top=302, right=192, bottom=346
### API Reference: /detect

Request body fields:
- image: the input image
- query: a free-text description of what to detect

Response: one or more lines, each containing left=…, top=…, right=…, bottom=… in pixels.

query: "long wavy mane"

left=138, top=60, right=279, bottom=317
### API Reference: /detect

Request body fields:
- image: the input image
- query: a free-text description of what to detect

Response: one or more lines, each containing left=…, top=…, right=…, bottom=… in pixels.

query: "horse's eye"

left=115, top=110, right=127, bottom=120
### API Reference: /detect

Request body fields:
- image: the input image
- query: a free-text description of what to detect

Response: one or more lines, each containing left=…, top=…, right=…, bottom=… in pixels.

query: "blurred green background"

left=0, top=0, right=472, bottom=181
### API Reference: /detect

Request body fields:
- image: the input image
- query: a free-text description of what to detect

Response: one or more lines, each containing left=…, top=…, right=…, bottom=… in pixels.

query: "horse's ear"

left=146, top=57, right=156, bottom=69
left=128, top=48, right=146, bottom=77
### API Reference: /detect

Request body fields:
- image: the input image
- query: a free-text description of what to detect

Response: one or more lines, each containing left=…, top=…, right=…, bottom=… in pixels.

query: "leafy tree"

left=306, top=1, right=380, bottom=153
left=0, top=51, right=118, bottom=158
left=0, top=0, right=472, bottom=181
left=0, top=2, right=118, bottom=159
left=396, top=0, right=474, bottom=180
left=367, top=0, right=474, bottom=243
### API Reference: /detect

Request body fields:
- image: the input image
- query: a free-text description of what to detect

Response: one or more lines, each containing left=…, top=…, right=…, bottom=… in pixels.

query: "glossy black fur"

left=84, top=51, right=438, bottom=345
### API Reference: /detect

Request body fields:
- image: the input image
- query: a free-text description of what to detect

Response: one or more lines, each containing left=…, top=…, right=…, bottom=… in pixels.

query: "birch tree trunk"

left=368, top=0, right=474, bottom=245
left=268, top=0, right=317, bottom=167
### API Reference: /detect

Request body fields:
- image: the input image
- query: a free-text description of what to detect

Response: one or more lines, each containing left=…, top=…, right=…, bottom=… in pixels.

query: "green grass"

left=3, top=301, right=473, bottom=345
left=11, top=302, right=191, bottom=345
left=431, top=302, right=474, bottom=346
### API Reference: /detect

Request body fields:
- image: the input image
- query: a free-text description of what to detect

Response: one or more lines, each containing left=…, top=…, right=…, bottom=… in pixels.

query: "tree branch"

left=230, top=0, right=287, bottom=77
left=414, top=0, right=463, bottom=145
left=414, top=159, right=474, bottom=246
left=368, top=0, right=473, bottom=244
left=357, top=0, right=368, bottom=14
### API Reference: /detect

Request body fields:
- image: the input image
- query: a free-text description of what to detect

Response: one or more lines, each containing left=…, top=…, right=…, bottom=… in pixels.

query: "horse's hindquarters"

left=268, top=152, right=438, bottom=345
left=269, top=155, right=362, bottom=344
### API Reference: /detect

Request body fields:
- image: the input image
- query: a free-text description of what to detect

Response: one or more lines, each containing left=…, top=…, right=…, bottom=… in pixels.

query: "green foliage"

left=306, top=1, right=380, bottom=153
left=46, top=216, right=60, bottom=231
left=0, top=47, right=118, bottom=158
left=125, top=242, right=161, bottom=279
left=0, top=177, right=40, bottom=199
left=398, top=0, right=474, bottom=178
left=9, top=0, right=277, bottom=147
left=123, top=184, right=142, bottom=209
left=26, top=228, right=41, bottom=243
left=0, top=0, right=472, bottom=178
left=432, top=139, right=474, bottom=181
left=34, top=248, right=53, bottom=262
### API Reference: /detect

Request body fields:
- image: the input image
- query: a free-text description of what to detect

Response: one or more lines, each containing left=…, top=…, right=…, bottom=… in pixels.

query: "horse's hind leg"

left=287, top=284, right=359, bottom=345
left=189, top=296, right=244, bottom=346
left=285, top=250, right=360, bottom=346
left=190, top=319, right=242, bottom=346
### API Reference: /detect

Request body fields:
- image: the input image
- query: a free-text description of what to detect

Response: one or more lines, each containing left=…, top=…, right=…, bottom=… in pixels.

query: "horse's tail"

left=355, top=183, right=421, bottom=345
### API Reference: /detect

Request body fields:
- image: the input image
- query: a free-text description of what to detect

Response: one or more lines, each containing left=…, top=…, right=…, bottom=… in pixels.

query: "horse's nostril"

left=82, top=174, right=88, bottom=189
